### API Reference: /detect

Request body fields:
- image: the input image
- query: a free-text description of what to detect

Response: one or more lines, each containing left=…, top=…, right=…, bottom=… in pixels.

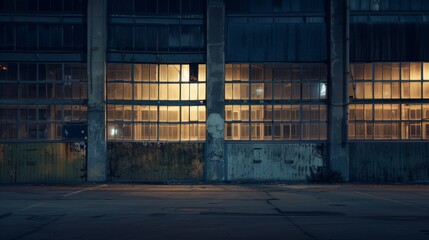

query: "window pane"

left=168, top=84, right=180, bottom=100
left=225, top=64, right=232, bottom=81
left=198, top=83, right=206, bottom=100
left=199, top=64, right=206, bottom=82
left=181, top=84, right=190, bottom=100
left=134, top=64, right=149, bottom=82
left=159, top=84, right=168, bottom=100
left=364, top=63, right=372, bottom=80
left=410, top=82, right=421, bottom=99
left=410, top=62, right=421, bottom=80
left=190, top=84, right=198, bottom=100
left=168, top=106, right=180, bottom=122
left=150, top=84, right=158, bottom=100
left=374, top=63, right=382, bottom=80
left=225, top=83, right=232, bottom=99
left=401, top=63, right=410, bottom=80
left=424, top=63, right=429, bottom=80
left=168, top=65, right=180, bottom=82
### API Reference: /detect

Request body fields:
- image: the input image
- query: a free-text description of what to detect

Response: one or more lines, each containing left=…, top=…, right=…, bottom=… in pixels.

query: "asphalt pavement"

left=0, top=184, right=428, bottom=240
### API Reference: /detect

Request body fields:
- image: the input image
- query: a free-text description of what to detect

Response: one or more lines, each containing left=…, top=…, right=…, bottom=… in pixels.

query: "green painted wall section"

left=0, top=143, right=86, bottom=183
left=350, top=142, right=429, bottom=183
left=108, top=142, right=204, bottom=182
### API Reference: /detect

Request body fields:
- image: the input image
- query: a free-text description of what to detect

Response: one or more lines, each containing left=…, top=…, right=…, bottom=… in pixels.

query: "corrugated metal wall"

left=225, top=23, right=327, bottom=62
left=350, top=142, right=429, bottom=182
left=0, top=143, right=86, bottom=183
left=350, top=22, right=429, bottom=62
left=108, top=142, right=204, bottom=182
left=226, top=143, right=325, bottom=181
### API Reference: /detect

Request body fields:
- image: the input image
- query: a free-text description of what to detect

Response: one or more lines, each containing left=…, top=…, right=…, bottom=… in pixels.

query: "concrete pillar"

left=87, top=0, right=107, bottom=181
left=205, top=0, right=225, bottom=181
left=328, top=0, right=350, bottom=181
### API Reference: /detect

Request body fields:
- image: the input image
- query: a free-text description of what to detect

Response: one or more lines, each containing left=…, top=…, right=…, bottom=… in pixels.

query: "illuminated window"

left=225, top=63, right=327, bottom=141
left=106, top=63, right=206, bottom=141
left=349, top=62, right=429, bottom=141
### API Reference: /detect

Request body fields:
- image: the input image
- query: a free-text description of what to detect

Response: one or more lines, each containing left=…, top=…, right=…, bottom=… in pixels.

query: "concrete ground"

left=0, top=184, right=428, bottom=240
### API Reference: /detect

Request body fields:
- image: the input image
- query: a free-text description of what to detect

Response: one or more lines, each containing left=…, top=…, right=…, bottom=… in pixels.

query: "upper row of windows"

left=0, top=23, right=85, bottom=51
left=108, top=0, right=206, bottom=15
left=350, top=0, right=429, bottom=12
left=226, top=0, right=325, bottom=14
left=0, top=0, right=86, bottom=13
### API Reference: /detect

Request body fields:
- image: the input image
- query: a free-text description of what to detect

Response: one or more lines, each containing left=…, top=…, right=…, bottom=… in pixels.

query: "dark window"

left=51, top=0, right=63, bottom=12
left=0, top=23, right=14, bottom=50
left=64, top=24, right=84, bottom=50
left=134, top=0, right=147, bottom=12
left=38, top=0, right=64, bottom=12
left=169, top=25, right=180, bottom=51
left=0, top=63, right=17, bottom=81
left=181, top=25, right=204, bottom=50
left=134, top=25, right=147, bottom=51
left=39, top=0, right=51, bottom=12
left=38, top=64, right=62, bottom=81
left=109, top=0, right=133, bottom=13
left=39, top=25, right=62, bottom=50
left=158, top=26, right=169, bottom=51
left=16, top=24, right=37, bottom=50
left=0, top=0, right=15, bottom=12
left=15, top=0, right=37, bottom=12
left=64, top=0, right=84, bottom=12
left=146, top=0, right=157, bottom=13
left=181, top=0, right=192, bottom=13
left=158, top=0, right=168, bottom=14
left=108, top=25, right=133, bottom=50
left=169, top=0, right=180, bottom=14
left=146, top=26, right=157, bottom=51
left=19, top=63, right=37, bottom=81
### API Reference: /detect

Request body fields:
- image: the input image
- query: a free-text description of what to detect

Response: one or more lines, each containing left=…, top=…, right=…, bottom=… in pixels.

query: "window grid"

left=349, top=62, right=429, bottom=141
left=225, top=63, right=328, bottom=141
left=0, top=62, right=88, bottom=141
left=106, top=63, right=206, bottom=142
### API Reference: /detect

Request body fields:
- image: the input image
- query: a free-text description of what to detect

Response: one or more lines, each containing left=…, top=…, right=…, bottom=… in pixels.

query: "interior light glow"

left=110, top=128, right=118, bottom=136
left=320, top=83, right=327, bottom=97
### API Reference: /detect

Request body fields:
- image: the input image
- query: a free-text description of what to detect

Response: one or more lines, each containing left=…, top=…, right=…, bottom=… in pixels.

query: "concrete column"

left=328, top=0, right=350, bottom=181
left=206, top=0, right=225, bottom=181
left=87, top=0, right=107, bottom=181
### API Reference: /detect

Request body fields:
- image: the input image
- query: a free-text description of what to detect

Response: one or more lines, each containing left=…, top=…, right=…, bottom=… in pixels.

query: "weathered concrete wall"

left=0, top=143, right=86, bottom=183
left=206, top=0, right=225, bottom=181
left=226, top=143, right=324, bottom=181
left=108, top=142, right=204, bottom=182
left=87, top=0, right=107, bottom=181
left=328, top=0, right=349, bottom=180
left=350, top=143, right=429, bottom=183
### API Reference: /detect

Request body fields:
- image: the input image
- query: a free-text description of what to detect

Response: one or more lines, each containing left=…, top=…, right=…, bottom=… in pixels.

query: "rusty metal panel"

left=0, top=145, right=14, bottom=183
left=0, top=143, right=86, bottom=183
left=226, top=143, right=325, bottom=181
left=350, top=142, right=429, bottom=182
left=108, top=142, right=204, bottom=182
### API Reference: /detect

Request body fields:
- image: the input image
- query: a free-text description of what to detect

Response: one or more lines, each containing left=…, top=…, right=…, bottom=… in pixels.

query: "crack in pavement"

left=258, top=188, right=318, bottom=240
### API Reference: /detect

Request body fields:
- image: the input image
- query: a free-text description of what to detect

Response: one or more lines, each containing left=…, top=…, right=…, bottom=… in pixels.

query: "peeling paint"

left=108, top=142, right=204, bottom=182
left=226, top=143, right=324, bottom=181
left=0, top=143, right=86, bottom=183
left=207, top=113, right=224, bottom=139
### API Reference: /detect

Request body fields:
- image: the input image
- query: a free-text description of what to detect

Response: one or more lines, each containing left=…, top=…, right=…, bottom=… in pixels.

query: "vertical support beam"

left=328, top=0, right=350, bottom=181
left=87, top=0, right=107, bottom=181
left=206, top=0, right=225, bottom=181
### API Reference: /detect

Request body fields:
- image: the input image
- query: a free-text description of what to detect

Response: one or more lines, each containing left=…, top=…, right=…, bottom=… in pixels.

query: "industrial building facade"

left=1, top=0, right=429, bottom=183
